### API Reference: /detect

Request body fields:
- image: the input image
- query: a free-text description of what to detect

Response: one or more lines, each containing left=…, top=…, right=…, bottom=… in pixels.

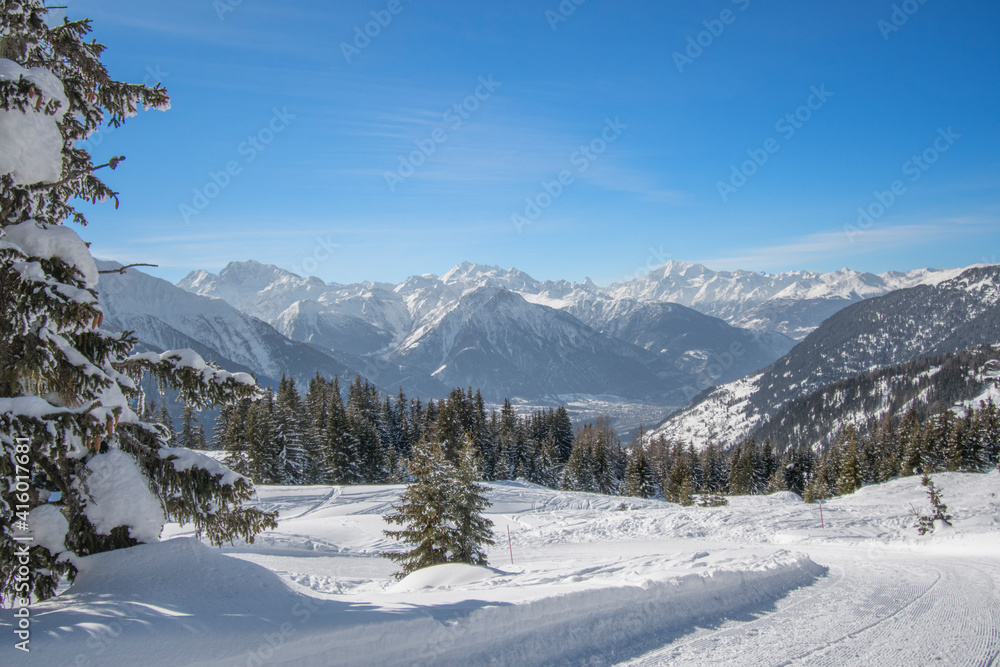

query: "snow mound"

left=763, top=491, right=804, bottom=504
left=389, top=563, right=506, bottom=592
left=65, top=538, right=303, bottom=615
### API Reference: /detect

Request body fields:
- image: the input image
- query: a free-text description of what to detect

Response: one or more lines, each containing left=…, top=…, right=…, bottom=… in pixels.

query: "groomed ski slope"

left=9, top=471, right=1000, bottom=666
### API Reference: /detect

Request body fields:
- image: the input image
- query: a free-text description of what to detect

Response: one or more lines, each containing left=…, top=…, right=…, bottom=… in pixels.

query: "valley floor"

left=6, top=472, right=1000, bottom=666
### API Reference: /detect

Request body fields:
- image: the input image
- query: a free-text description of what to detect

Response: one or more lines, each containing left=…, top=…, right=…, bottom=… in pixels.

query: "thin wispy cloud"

left=695, top=222, right=979, bottom=272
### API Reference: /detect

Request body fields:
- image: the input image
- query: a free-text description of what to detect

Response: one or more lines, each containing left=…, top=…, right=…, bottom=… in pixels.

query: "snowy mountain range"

left=175, top=261, right=800, bottom=406
left=650, top=265, right=1000, bottom=448
left=96, top=261, right=362, bottom=388
left=95, top=257, right=985, bottom=432
left=605, top=260, right=967, bottom=339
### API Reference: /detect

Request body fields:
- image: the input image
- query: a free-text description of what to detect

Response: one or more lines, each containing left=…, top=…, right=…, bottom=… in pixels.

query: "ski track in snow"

left=621, top=551, right=1000, bottom=667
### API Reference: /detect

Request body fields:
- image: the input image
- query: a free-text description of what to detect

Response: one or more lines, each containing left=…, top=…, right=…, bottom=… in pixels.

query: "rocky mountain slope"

left=95, top=261, right=362, bottom=388
left=650, top=265, right=1000, bottom=448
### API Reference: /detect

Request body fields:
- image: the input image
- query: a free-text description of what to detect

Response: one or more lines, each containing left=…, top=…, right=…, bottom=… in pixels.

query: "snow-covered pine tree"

left=593, top=416, right=622, bottom=495
left=898, top=408, right=924, bottom=476
left=560, top=431, right=596, bottom=492
left=698, top=441, right=727, bottom=494
left=728, top=440, right=753, bottom=495
left=977, top=399, right=1000, bottom=469
left=407, top=396, right=425, bottom=446
left=836, top=427, right=863, bottom=495
left=532, top=435, right=561, bottom=489
left=245, top=388, right=284, bottom=484
left=859, top=429, right=881, bottom=485
left=451, top=438, right=495, bottom=565
left=301, top=373, right=331, bottom=484
left=347, top=376, right=385, bottom=483
left=394, top=387, right=413, bottom=458
left=665, top=442, right=698, bottom=505
left=274, top=375, right=307, bottom=484
left=178, top=402, right=198, bottom=450
left=550, top=406, right=574, bottom=466
left=766, top=465, right=788, bottom=494
left=822, top=440, right=842, bottom=497
left=220, top=398, right=252, bottom=476
left=435, top=388, right=469, bottom=462
left=382, top=438, right=460, bottom=578
left=0, top=2, right=275, bottom=603
left=157, top=399, right=175, bottom=443
left=323, top=376, right=360, bottom=484
left=376, top=393, right=402, bottom=474
left=479, top=410, right=501, bottom=482
left=497, top=399, right=521, bottom=479
left=944, top=412, right=975, bottom=473
left=210, top=402, right=232, bottom=451
left=922, top=409, right=953, bottom=473
left=872, top=415, right=901, bottom=483
left=623, top=445, right=656, bottom=499
left=759, top=438, right=777, bottom=492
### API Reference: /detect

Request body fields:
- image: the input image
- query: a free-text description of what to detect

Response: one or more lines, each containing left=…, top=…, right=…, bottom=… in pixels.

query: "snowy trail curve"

left=619, top=549, right=1000, bottom=667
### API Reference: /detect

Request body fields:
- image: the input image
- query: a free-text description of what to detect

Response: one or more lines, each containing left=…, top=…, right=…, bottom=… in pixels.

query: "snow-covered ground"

left=7, top=472, right=1000, bottom=666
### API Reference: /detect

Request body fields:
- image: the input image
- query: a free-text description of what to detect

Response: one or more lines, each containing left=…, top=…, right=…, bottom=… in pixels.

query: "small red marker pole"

left=507, top=524, right=514, bottom=565
left=819, top=499, right=825, bottom=528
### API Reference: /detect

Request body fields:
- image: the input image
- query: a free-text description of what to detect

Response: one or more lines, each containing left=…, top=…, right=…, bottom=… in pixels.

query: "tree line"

left=637, top=400, right=1000, bottom=505
left=170, top=373, right=999, bottom=506
left=191, top=375, right=576, bottom=488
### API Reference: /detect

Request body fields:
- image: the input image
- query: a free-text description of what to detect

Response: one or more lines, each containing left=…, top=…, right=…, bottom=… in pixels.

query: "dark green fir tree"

left=382, top=438, right=461, bottom=578
left=0, top=2, right=275, bottom=604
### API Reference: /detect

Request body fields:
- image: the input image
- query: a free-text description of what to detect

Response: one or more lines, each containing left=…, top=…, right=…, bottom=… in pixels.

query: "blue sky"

left=63, top=0, right=999, bottom=286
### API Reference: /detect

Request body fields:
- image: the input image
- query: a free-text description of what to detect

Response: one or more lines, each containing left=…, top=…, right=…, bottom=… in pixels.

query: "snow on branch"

left=121, top=349, right=260, bottom=408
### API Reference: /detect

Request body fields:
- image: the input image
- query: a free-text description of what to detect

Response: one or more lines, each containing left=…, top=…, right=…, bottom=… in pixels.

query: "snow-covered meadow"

left=8, top=471, right=1000, bottom=666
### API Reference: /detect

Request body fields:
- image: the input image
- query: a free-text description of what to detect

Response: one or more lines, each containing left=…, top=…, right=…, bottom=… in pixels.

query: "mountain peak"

left=441, top=262, right=539, bottom=290
left=657, top=259, right=710, bottom=279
